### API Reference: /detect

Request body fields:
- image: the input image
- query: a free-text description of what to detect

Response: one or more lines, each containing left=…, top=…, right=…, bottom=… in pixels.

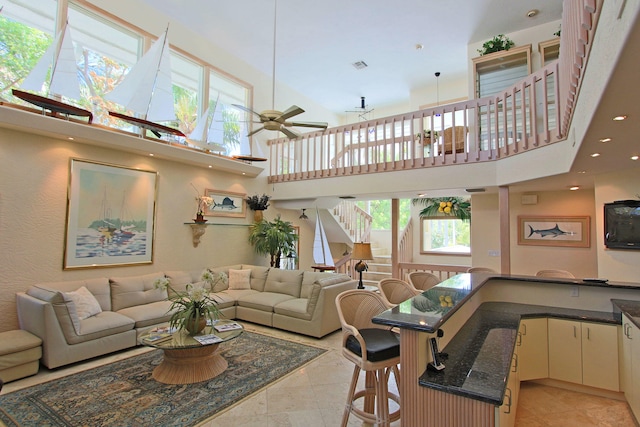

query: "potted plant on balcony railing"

left=477, top=34, right=515, bottom=56
left=415, top=129, right=439, bottom=145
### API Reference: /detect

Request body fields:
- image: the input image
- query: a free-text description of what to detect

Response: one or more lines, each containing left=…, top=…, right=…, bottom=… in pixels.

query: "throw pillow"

left=228, top=269, right=251, bottom=290
left=65, top=286, right=102, bottom=320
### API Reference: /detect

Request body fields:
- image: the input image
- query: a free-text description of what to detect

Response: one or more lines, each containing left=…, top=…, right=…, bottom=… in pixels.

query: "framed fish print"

left=64, top=159, right=158, bottom=269
left=203, top=189, right=246, bottom=218
left=517, top=216, right=590, bottom=248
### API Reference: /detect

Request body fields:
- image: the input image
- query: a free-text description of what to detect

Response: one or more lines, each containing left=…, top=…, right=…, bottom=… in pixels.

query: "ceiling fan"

left=233, top=0, right=328, bottom=140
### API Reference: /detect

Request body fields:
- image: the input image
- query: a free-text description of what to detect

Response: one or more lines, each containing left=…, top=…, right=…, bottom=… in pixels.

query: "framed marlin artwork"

left=517, top=216, right=590, bottom=248
left=203, top=189, right=246, bottom=218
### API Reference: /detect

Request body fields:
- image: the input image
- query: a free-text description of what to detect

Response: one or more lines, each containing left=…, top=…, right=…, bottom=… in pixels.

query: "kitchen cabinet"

left=621, top=314, right=640, bottom=418
left=548, top=319, right=619, bottom=391
left=518, top=318, right=548, bottom=381
left=497, top=346, right=520, bottom=427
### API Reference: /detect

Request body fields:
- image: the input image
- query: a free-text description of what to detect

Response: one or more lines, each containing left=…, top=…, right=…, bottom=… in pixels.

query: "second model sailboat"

left=312, top=208, right=335, bottom=271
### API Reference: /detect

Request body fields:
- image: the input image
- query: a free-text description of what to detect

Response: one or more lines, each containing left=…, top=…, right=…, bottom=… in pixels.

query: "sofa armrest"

left=306, top=279, right=357, bottom=336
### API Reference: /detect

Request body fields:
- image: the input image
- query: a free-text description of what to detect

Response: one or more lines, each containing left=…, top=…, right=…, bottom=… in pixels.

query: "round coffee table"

left=140, top=320, right=243, bottom=384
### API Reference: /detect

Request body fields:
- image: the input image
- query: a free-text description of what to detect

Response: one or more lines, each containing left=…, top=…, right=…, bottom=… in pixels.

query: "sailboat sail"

left=313, top=209, right=334, bottom=267
left=20, top=24, right=81, bottom=100
left=13, top=22, right=92, bottom=122
left=188, top=94, right=226, bottom=152
left=105, top=27, right=175, bottom=122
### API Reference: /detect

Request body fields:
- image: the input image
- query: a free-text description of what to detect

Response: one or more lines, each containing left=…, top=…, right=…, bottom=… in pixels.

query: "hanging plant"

left=477, top=34, right=515, bottom=55
left=412, top=197, right=471, bottom=222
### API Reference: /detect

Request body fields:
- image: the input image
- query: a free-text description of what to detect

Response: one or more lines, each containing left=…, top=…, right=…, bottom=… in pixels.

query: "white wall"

left=594, top=168, right=640, bottom=280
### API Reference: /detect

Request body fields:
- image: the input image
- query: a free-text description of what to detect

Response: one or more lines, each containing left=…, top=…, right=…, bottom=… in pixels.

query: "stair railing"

left=334, top=200, right=372, bottom=244
left=398, top=218, right=413, bottom=263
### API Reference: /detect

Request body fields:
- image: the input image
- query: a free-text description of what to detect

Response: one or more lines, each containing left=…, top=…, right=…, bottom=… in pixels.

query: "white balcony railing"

left=267, top=0, right=599, bottom=184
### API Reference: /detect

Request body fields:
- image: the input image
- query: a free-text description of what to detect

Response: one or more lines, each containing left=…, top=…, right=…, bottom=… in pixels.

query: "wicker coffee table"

left=140, top=320, right=243, bottom=384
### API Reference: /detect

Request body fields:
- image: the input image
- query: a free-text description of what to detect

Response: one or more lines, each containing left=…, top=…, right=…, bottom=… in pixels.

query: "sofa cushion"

left=116, top=300, right=173, bottom=329
left=273, top=298, right=312, bottom=320
left=58, top=310, right=134, bottom=345
left=65, top=286, right=103, bottom=320
left=264, top=269, right=303, bottom=297
left=237, top=292, right=295, bottom=312
left=109, top=272, right=167, bottom=311
left=300, top=272, right=349, bottom=298
left=242, top=265, right=270, bottom=291
left=209, top=292, right=237, bottom=309
left=27, top=278, right=112, bottom=311
left=208, top=265, right=243, bottom=292
left=228, top=269, right=251, bottom=290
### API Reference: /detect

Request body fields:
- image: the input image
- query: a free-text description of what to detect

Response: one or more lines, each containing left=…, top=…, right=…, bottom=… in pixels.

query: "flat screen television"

left=604, top=200, right=640, bottom=250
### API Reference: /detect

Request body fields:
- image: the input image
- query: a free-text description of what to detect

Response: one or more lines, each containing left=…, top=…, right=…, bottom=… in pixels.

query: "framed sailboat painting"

left=63, top=159, right=158, bottom=269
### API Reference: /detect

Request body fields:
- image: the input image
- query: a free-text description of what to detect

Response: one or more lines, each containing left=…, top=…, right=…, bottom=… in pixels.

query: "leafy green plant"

left=248, top=215, right=298, bottom=268
left=477, top=34, right=515, bottom=55
left=412, top=197, right=471, bottom=222
left=153, top=271, right=226, bottom=335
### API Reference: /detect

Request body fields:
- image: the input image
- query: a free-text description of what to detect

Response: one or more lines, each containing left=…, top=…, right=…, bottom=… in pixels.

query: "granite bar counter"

left=371, top=273, right=640, bottom=426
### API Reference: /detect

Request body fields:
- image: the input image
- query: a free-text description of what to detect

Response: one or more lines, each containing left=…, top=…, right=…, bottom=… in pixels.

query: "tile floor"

left=2, top=323, right=637, bottom=427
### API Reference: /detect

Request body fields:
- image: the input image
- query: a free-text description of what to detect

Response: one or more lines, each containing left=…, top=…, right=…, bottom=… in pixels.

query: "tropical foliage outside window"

left=421, top=218, right=471, bottom=254
left=356, top=199, right=410, bottom=230
left=0, top=0, right=250, bottom=155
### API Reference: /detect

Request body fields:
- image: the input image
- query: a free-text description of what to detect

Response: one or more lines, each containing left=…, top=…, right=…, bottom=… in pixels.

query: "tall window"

left=0, top=0, right=252, bottom=143
left=0, top=0, right=57, bottom=101
left=421, top=218, right=471, bottom=255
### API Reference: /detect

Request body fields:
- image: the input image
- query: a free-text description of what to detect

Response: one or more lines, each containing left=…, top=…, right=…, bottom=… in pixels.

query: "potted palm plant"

left=248, top=215, right=298, bottom=268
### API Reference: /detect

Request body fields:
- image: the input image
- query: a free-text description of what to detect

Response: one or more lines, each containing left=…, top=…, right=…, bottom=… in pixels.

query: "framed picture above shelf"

left=517, top=216, right=590, bottom=248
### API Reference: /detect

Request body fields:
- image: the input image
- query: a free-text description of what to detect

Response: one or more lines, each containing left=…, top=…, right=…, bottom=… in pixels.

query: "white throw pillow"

left=228, top=269, right=251, bottom=290
left=65, top=286, right=102, bottom=320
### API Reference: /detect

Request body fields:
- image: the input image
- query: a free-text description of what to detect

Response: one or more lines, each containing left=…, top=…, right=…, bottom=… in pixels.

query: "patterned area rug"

left=0, top=331, right=326, bottom=427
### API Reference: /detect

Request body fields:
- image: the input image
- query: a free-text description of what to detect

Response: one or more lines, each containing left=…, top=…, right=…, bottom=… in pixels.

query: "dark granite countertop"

left=373, top=274, right=640, bottom=406
left=612, top=299, right=640, bottom=328
left=372, top=273, right=640, bottom=332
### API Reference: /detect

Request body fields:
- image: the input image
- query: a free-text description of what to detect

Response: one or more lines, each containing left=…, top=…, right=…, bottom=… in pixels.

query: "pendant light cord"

left=271, top=0, right=277, bottom=110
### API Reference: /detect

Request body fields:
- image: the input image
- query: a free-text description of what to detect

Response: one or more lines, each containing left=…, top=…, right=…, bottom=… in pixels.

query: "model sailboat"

left=12, top=23, right=93, bottom=123
left=105, top=27, right=185, bottom=138
left=187, top=94, right=226, bottom=153
left=312, top=208, right=335, bottom=270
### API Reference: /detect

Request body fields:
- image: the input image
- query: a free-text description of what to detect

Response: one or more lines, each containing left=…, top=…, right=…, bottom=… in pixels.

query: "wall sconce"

left=189, top=223, right=207, bottom=247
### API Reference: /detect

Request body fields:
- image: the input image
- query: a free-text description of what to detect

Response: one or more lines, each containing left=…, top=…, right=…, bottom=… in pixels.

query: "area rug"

left=0, top=331, right=326, bottom=427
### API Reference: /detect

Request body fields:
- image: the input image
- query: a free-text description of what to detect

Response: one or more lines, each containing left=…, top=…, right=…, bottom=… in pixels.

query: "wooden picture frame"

left=203, top=189, right=246, bottom=218
left=517, top=216, right=590, bottom=248
left=64, top=159, right=158, bottom=269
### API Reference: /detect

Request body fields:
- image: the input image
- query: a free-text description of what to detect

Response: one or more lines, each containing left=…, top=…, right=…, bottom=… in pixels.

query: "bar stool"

left=378, top=278, right=420, bottom=306
left=335, top=289, right=401, bottom=427
left=535, top=269, right=575, bottom=278
left=407, top=271, right=440, bottom=291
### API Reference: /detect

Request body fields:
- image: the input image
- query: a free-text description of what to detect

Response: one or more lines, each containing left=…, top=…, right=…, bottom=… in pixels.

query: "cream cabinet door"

left=548, top=319, right=582, bottom=384
left=581, top=322, right=620, bottom=391
left=620, top=316, right=632, bottom=397
left=519, top=318, right=548, bottom=381
left=630, top=320, right=640, bottom=418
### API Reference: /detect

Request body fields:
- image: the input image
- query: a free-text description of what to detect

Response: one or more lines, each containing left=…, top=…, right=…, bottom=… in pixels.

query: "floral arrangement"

left=201, top=269, right=228, bottom=291
left=477, top=34, right=515, bottom=55
left=246, top=194, right=271, bottom=211
left=411, top=197, right=471, bottom=221
left=196, top=195, right=213, bottom=216
left=153, top=270, right=226, bottom=335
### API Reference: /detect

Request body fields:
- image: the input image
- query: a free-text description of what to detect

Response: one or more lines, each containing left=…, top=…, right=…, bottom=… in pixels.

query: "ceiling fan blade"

left=278, top=105, right=305, bottom=121
left=247, top=126, right=265, bottom=137
left=280, top=127, right=301, bottom=139
left=232, top=104, right=264, bottom=120
left=286, top=121, right=329, bottom=129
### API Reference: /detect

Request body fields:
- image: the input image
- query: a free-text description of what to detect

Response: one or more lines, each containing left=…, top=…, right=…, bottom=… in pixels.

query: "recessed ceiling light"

left=632, top=156, right=639, bottom=161
left=599, top=138, right=612, bottom=143
left=591, top=153, right=600, bottom=157
left=68, top=137, right=74, bottom=140
left=613, top=115, right=627, bottom=121
left=415, top=43, right=423, bottom=50
left=417, top=193, right=426, bottom=197
left=577, top=170, right=587, bottom=174
left=526, top=9, right=539, bottom=18
left=569, top=186, right=580, bottom=191
left=149, top=153, right=154, bottom=156
left=208, top=165, right=212, bottom=168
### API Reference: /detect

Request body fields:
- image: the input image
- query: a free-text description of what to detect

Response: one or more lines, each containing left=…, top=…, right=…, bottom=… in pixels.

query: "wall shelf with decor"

left=184, top=223, right=251, bottom=248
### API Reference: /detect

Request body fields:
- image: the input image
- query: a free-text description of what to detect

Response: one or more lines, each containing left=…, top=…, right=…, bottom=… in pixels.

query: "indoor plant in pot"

left=153, top=270, right=226, bottom=335
left=246, top=194, right=271, bottom=222
left=248, top=215, right=298, bottom=268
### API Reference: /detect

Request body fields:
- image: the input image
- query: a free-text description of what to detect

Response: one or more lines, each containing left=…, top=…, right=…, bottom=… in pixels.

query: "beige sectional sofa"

left=16, top=265, right=355, bottom=369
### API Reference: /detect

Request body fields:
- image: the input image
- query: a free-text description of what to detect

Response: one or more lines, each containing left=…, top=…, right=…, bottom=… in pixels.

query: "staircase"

left=361, top=244, right=392, bottom=286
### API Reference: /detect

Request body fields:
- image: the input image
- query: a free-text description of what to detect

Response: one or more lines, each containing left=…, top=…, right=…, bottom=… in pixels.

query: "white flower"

left=186, top=283, right=207, bottom=302
left=201, top=269, right=228, bottom=287
left=153, top=276, right=170, bottom=290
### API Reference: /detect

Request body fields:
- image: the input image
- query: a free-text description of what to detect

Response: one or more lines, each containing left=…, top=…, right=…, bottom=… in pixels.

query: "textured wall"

left=0, top=127, right=264, bottom=332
